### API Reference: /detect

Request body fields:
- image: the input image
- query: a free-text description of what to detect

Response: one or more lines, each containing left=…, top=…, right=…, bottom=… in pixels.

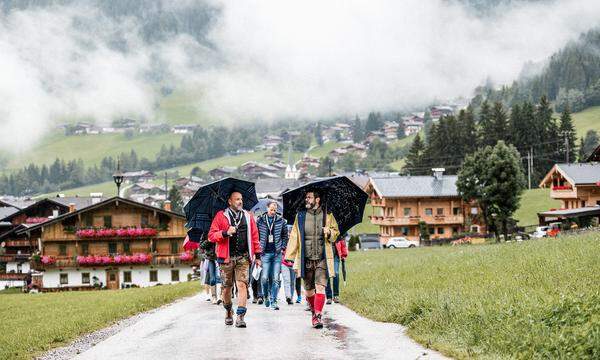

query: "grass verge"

left=343, top=233, right=600, bottom=359
left=0, top=281, right=200, bottom=359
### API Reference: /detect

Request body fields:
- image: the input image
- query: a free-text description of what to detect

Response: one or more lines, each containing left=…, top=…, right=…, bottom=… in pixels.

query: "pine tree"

left=314, top=122, right=324, bottom=146
left=168, top=185, right=184, bottom=214
left=404, top=133, right=425, bottom=175
left=477, top=100, right=493, bottom=146
left=352, top=116, right=364, bottom=143
left=558, top=104, right=576, bottom=163
left=577, top=137, right=586, bottom=161
left=459, top=108, right=478, bottom=155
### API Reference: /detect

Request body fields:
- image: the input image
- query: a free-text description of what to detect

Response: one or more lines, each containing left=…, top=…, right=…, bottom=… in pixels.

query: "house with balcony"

left=537, top=163, right=600, bottom=225
left=539, top=163, right=600, bottom=209
left=21, top=197, right=195, bottom=291
left=365, top=169, right=485, bottom=245
left=0, top=195, right=103, bottom=288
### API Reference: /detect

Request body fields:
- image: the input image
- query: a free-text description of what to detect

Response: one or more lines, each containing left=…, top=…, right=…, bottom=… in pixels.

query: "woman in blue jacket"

left=256, top=200, right=288, bottom=310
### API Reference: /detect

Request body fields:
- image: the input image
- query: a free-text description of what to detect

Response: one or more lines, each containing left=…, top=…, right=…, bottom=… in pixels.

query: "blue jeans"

left=281, top=264, right=296, bottom=299
left=325, top=256, right=340, bottom=298
left=204, top=260, right=220, bottom=286
left=260, top=252, right=282, bottom=303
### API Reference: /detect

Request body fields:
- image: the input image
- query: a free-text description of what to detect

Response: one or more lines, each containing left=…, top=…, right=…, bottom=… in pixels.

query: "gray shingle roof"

left=0, top=206, right=18, bottom=219
left=557, top=163, right=600, bottom=185
left=50, top=196, right=105, bottom=211
left=370, top=175, right=459, bottom=198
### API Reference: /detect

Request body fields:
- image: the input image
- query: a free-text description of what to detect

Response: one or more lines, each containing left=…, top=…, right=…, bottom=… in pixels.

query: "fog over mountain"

left=1, top=0, right=599, bottom=151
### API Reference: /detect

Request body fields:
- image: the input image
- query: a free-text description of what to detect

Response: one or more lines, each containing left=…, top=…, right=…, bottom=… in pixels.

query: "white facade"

left=6, top=261, right=30, bottom=273
left=0, top=280, right=26, bottom=288
left=41, top=265, right=194, bottom=289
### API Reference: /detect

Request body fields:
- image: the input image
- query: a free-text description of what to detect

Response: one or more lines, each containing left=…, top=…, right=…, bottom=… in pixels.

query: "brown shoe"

left=235, top=314, right=246, bottom=328
left=224, top=306, right=234, bottom=326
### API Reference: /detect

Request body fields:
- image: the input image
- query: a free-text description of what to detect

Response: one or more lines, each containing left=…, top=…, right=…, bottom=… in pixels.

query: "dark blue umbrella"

left=281, top=176, right=368, bottom=235
left=250, top=198, right=283, bottom=215
left=184, top=177, right=259, bottom=232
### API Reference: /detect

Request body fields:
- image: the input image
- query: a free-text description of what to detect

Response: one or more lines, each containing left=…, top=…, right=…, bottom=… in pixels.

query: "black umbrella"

left=281, top=176, right=368, bottom=235
left=184, top=177, right=259, bottom=231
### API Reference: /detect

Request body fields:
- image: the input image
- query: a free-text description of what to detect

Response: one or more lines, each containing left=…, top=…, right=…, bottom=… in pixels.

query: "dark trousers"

left=295, top=277, right=302, bottom=297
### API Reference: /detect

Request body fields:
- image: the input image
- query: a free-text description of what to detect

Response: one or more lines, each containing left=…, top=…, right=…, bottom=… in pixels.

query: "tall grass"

left=343, top=234, right=600, bottom=359
left=0, top=281, right=200, bottom=359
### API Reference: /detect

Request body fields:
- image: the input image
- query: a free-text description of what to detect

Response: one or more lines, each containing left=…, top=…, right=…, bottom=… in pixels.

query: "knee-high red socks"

left=307, top=294, right=315, bottom=311
left=314, top=293, right=326, bottom=314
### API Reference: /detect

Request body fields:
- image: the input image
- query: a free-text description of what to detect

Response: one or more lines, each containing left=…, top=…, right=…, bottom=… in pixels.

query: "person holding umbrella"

left=284, top=189, right=340, bottom=329
left=208, top=191, right=262, bottom=328
left=325, top=233, right=348, bottom=304
left=256, top=200, right=288, bottom=310
left=282, top=176, right=368, bottom=328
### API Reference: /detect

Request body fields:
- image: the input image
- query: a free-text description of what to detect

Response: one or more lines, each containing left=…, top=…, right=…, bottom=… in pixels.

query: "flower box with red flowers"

left=551, top=185, right=572, bottom=191
left=76, top=253, right=153, bottom=266
left=75, top=227, right=158, bottom=239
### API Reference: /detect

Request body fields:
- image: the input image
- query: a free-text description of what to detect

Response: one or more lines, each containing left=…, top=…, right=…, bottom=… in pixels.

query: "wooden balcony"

left=369, top=215, right=421, bottom=225
left=0, top=254, right=31, bottom=262
left=4, top=240, right=35, bottom=247
left=370, top=215, right=464, bottom=225
left=0, top=273, right=28, bottom=281
left=550, top=188, right=578, bottom=199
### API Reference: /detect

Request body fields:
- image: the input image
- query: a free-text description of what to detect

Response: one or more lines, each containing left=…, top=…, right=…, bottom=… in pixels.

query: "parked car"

left=358, top=234, right=382, bottom=250
left=385, top=237, right=418, bottom=249
left=531, top=226, right=549, bottom=238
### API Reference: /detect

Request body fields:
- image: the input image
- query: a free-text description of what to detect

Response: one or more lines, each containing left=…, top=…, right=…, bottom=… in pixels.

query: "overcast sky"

left=1, top=0, right=600, bottom=151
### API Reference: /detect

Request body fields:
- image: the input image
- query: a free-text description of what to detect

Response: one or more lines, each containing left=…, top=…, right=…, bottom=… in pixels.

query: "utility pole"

left=164, top=172, right=168, bottom=199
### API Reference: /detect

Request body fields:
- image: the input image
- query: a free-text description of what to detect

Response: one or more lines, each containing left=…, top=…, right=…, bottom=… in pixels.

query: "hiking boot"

left=257, top=297, right=264, bottom=305
left=286, top=297, right=293, bottom=305
left=312, top=313, right=323, bottom=329
left=224, top=307, right=234, bottom=326
left=333, top=296, right=340, bottom=303
left=235, top=314, right=246, bottom=328
left=326, top=298, right=332, bottom=305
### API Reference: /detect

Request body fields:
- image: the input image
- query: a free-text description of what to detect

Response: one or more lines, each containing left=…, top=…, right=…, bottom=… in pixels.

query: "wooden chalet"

left=0, top=196, right=103, bottom=288
left=366, top=169, right=485, bottom=245
left=19, top=197, right=195, bottom=291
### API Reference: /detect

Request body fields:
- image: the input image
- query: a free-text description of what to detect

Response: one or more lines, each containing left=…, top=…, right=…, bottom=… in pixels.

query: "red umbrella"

left=183, top=235, right=199, bottom=251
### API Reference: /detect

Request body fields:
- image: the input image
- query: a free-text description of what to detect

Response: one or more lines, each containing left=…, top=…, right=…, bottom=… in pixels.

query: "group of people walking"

left=197, top=189, right=348, bottom=329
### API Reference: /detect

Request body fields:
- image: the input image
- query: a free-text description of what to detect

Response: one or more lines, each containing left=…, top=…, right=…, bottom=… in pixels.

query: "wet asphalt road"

left=74, top=293, right=447, bottom=360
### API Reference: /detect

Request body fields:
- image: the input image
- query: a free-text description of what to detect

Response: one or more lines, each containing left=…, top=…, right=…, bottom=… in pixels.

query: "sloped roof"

left=369, top=175, right=459, bottom=198
left=0, top=197, right=36, bottom=209
left=18, top=196, right=184, bottom=234
left=0, top=206, right=18, bottom=219
left=540, top=163, right=600, bottom=187
left=51, top=196, right=105, bottom=210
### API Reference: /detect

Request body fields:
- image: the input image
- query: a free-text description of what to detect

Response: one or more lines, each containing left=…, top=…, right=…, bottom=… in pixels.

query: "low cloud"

left=1, top=0, right=600, bottom=152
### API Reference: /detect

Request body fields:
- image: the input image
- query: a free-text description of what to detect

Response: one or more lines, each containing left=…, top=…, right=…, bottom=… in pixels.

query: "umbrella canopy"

left=250, top=198, right=284, bottom=215
left=184, top=177, right=258, bottom=231
left=281, top=176, right=368, bottom=235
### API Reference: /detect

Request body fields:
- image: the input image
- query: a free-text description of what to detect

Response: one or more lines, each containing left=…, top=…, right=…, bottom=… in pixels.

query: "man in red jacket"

left=209, top=191, right=261, bottom=328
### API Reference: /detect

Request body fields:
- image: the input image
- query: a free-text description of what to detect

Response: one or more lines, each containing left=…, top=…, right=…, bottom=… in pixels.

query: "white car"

left=386, top=237, right=418, bottom=249
left=531, top=226, right=549, bottom=238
